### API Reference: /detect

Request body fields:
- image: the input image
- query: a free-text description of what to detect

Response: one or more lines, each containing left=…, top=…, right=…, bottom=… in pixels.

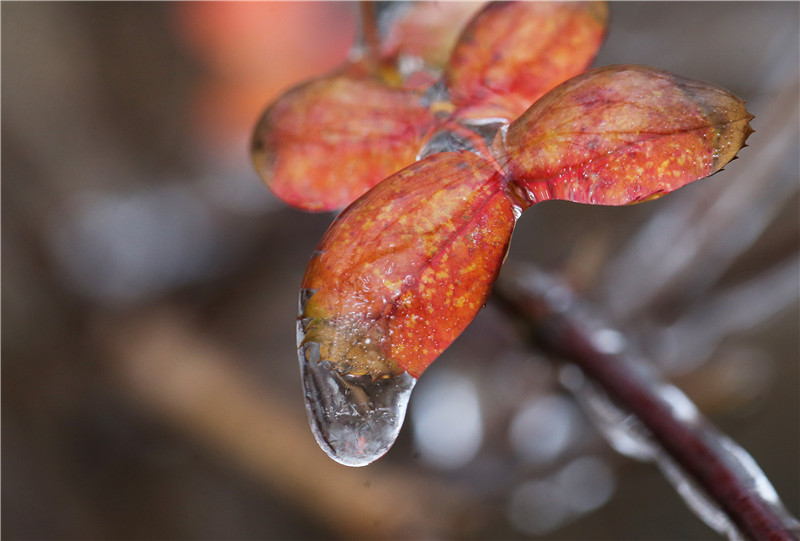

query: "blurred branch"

left=357, top=1, right=380, bottom=63
left=652, top=255, right=800, bottom=374
left=99, top=307, right=482, bottom=540
left=493, top=264, right=800, bottom=541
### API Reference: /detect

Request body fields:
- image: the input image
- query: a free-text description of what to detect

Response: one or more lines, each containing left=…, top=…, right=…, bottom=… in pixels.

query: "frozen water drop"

left=297, top=317, right=313, bottom=332
left=299, top=342, right=416, bottom=467
left=298, top=287, right=317, bottom=313
left=462, top=117, right=508, bottom=147
left=420, top=79, right=451, bottom=109
left=417, top=129, right=474, bottom=160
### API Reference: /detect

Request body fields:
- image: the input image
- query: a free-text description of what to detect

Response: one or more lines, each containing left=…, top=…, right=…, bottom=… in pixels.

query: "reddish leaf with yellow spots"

left=446, top=1, right=608, bottom=121
left=251, top=73, right=436, bottom=212
left=502, top=64, right=754, bottom=206
left=298, top=152, right=515, bottom=379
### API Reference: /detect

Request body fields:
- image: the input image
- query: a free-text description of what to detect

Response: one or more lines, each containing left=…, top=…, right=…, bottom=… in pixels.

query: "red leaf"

left=446, top=1, right=608, bottom=121
left=252, top=73, right=435, bottom=212
left=299, top=152, right=515, bottom=379
left=502, top=65, right=754, bottom=206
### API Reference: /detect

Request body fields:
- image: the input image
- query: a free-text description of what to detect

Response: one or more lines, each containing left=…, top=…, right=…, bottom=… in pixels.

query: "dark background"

left=3, top=2, right=798, bottom=539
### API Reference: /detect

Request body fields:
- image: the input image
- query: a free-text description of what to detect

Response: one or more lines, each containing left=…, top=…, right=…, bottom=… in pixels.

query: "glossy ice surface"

left=298, top=323, right=416, bottom=467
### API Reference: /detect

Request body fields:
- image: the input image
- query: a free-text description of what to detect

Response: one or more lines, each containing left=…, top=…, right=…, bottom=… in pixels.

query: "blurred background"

left=2, top=2, right=798, bottom=539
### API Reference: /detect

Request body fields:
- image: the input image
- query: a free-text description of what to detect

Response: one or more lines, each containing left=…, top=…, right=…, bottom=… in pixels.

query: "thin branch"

left=652, top=255, right=800, bottom=373
left=359, top=1, right=381, bottom=62
left=493, top=263, right=800, bottom=541
left=350, top=1, right=382, bottom=69
left=100, top=307, right=481, bottom=539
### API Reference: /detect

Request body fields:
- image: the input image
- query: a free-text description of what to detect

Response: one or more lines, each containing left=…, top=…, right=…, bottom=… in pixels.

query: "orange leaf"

left=445, top=1, right=608, bottom=121
left=299, top=152, right=515, bottom=379
left=252, top=73, right=435, bottom=212
left=502, top=64, right=754, bottom=206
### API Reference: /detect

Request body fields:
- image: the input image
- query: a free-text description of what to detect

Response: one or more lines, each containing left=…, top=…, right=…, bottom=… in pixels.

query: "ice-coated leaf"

left=299, top=151, right=515, bottom=379
left=446, top=1, right=608, bottom=121
left=503, top=65, right=754, bottom=206
left=252, top=73, right=435, bottom=212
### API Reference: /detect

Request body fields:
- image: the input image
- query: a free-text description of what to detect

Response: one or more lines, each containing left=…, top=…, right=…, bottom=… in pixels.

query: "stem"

left=358, top=1, right=381, bottom=63
left=352, top=1, right=401, bottom=85
left=493, top=264, right=799, bottom=541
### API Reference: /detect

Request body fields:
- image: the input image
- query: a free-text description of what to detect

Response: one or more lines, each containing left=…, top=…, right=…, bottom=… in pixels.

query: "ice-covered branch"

left=493, top=264, right=800, bottom=541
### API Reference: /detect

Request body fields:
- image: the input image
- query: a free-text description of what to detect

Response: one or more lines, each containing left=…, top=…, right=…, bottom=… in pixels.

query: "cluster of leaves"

left=252, top=1, right=752, bottom=382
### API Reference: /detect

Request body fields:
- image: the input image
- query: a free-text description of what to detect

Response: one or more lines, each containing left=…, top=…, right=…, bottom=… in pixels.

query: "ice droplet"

left=296, top=286, right=415, bottom=467
left=298, top=287, right=317, bottom=313
left=417, top=129, right=474, bottom=160
left=298, top=342, right=416, bottom=467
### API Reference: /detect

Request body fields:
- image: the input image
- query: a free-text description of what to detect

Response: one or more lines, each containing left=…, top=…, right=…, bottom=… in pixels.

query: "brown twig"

left=100, top=307, right=482, bottom=540
left=493, top=263, right=800, bottom=541
left=358, top=1, right=381, bottom=63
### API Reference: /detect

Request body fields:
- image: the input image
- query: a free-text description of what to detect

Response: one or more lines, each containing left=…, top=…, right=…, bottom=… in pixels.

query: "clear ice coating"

left=297, top=289, right=416, bottom=467
left=298, top=341, right=416, bottom=466
left=416, top=118, right=508, bottom=162
left=417, top=129, right=475, bottom=160
left=564, top=364, right=800, bottom=540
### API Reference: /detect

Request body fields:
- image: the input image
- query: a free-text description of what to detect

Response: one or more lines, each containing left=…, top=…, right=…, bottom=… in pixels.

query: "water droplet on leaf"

left=298, top=341, right=416, bottom=467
